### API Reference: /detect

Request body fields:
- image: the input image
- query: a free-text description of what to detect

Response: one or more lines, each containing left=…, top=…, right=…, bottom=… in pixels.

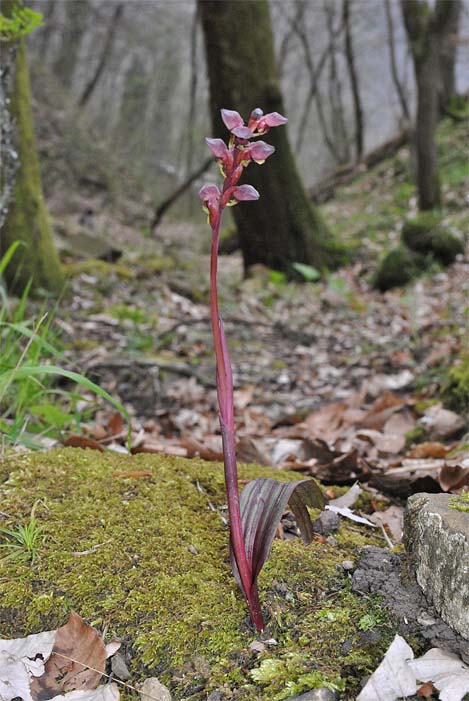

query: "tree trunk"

left=53, top=0, right=89, bottom=89
left=414, top=40, right=440, bottom=210
left=400, top=0, right=460, bottom=211
left=78, top=3, right=124, bottom=107
left=198, top=0, right=339, bottom=276
left=437, top=0, right=461, bottom=113
left=1, top=35, right=64, bottom=294
left=343, top=0, right=364, bottom=160
left=384, top=0, right=410, bottom=125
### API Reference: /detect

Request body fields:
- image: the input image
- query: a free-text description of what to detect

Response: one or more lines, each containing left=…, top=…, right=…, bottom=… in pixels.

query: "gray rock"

left=111, top=651, right=131, bottom=680
left=206, top=693, right=224, bottom=701
left=341, top=559, right=355, bottom=571
left=405, top=493, right=469, bottom=640
left=351, top=545, right=469, bottom=662
left=285, top=689, right=339, bottom=701
left=139, top=677, right=172, bottom=701
left=313, top=510, right=340, bottom=535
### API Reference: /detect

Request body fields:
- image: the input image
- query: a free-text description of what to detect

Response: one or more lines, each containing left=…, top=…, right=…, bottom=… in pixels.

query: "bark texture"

left=199, top=0, right=339, bottom=275
left=1, top=36, right=64, bottom=294
left=401, top=0, right=461, bottom=211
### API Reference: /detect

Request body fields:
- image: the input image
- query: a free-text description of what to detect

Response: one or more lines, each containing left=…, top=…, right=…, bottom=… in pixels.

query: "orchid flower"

left=199, top=108, right=324, bottom=632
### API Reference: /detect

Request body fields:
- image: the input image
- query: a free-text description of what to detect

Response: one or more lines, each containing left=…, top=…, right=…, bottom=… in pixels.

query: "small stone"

left=417, top=611, right=438, bottom=627
left=188, top=544, right=198, bottom=555
left=285, top=689, right=339, bottom=701
left=249, top=640, right=266, bottom=653
left=357, top=629, right=382, bottom=646
left=111, top=652, right=131, bottom=681
left=341, top=559, right=355, bottom=571
left=264, top=637, right=278, bottom=646
left=191, top=654, right=211, bottom=678
left=207, top=692, right=224, bottom=701
left=313, top=509, right=340, bottom=535
left=140, top=677, right=172, bottom=701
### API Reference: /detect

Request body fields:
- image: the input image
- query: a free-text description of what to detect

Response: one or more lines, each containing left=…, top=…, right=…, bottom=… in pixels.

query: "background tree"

left=198, top=0, right=340, bottom=276
left=384, top=0, right=410, bottom=126
left=436, top=0, right=461, bottom=114
left=1, top=0, right=64, bottom=294
left=342, top=0, right=364, bottom=160
left=401, top=0, right=461, bottom=211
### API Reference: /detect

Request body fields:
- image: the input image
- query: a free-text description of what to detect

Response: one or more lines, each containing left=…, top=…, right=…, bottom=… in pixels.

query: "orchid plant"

left=200, top=108, right=324, bottom=632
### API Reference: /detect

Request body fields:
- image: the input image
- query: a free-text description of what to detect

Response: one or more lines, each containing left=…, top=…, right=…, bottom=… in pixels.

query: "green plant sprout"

left=0, top=502, right=43, bottom=563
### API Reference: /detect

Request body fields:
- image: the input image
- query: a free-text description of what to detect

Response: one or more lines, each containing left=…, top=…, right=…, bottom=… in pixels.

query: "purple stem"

left=209, top=167, right=264, bottom=632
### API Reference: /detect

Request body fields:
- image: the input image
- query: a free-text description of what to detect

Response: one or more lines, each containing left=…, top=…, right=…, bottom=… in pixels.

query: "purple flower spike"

left=248, top=141, right=275, bottom=164
left=205, top=138, right=229, bottom=159
left=199, top=108, right=289, bottom=633
left=263, top=111, right=288, bottom=127
left=198, top=184, right=220, bottom=204
left=233, top=184, right=260, bottom=201
left=231, top=126, right=254, bottom=140
left=221, top=108, right=244, bottom=132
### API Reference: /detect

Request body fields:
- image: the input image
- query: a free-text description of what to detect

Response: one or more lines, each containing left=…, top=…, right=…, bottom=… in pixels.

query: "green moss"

left=442, top=352, right=469, bottom=415
left=63, top=259, right=135, bottom=280
left=405, top=425, right=429, bottom=447
left=0, top=449, right=393, bottom=700
left=373, top=246, right=422, bottom=291
left=135, top=256, right=175, bottom=275
left=401, top=215, right=464, bottom=265
left=449, top=491, right=469, bottom=513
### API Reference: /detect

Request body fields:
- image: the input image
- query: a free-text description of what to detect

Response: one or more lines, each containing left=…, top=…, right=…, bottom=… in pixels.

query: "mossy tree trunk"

left=400, top=0, right=461, bottom=211
left=1, top=4, right=64, bottom=295
left=198, top=0, right=339, bottom=276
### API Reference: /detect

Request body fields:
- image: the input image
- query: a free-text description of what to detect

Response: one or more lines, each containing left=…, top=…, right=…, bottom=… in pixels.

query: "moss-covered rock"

left=0, top=449, right=395, bottom=700
left=401, top=214, right=464, bottom=265
left=442, top=352, right=469, bottom=415
left=373, top=246, right=422, bottom=291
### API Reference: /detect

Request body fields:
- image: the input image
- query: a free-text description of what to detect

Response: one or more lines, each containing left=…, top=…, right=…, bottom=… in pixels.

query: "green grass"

left=0, top=504, right=42, bottom=564
left=0, top=244, right=130, bottom=449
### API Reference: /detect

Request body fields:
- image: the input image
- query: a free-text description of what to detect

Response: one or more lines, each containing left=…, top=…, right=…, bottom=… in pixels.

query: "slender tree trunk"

left=437, top=0, right=461, bottom=113
left=53, top=0, right=89, bottom=89
left=1, top=21, right=63, bottom=294
left=342, top=0, right=364, bottom=160
left=78, top=3, right=123, bottom=107
left=384, top=0, right=410, bottom=124
left=401, top=0, right=460, bottom=211
left=414, top=44, right=440, bottom=210
left=199, top=0, right=338, bottom=275
left=324, top=1, right=350, bottom=164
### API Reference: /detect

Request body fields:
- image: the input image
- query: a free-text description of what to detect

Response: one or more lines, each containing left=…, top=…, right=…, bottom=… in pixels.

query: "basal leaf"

left=230, top=477, right=324, bottom=594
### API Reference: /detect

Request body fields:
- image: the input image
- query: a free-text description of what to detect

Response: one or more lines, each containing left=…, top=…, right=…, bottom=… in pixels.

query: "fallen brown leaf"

left=107, top=412, right=124, bottom=436
left=31, top=612, right=106, bottom=700
left=63, top=436, right=105, bottom=452
left=417, top=681, right=435, bottom=699
left=438, top=463, right=469, bottom=492
left=407, top=442, right=450, bottom=459
left=236, top=436, right=270, bottom=465
left=424, top=404, right=466, bottom=440
left=233, top=385, right=255, bottom=410
left=369, top=505, right=404, bottom=542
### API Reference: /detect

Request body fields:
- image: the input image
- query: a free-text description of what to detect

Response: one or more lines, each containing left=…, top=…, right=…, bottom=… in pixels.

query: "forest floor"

left=50, top=114, right=468, bottom=498
left=2, top=115, right=469, bottom=701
